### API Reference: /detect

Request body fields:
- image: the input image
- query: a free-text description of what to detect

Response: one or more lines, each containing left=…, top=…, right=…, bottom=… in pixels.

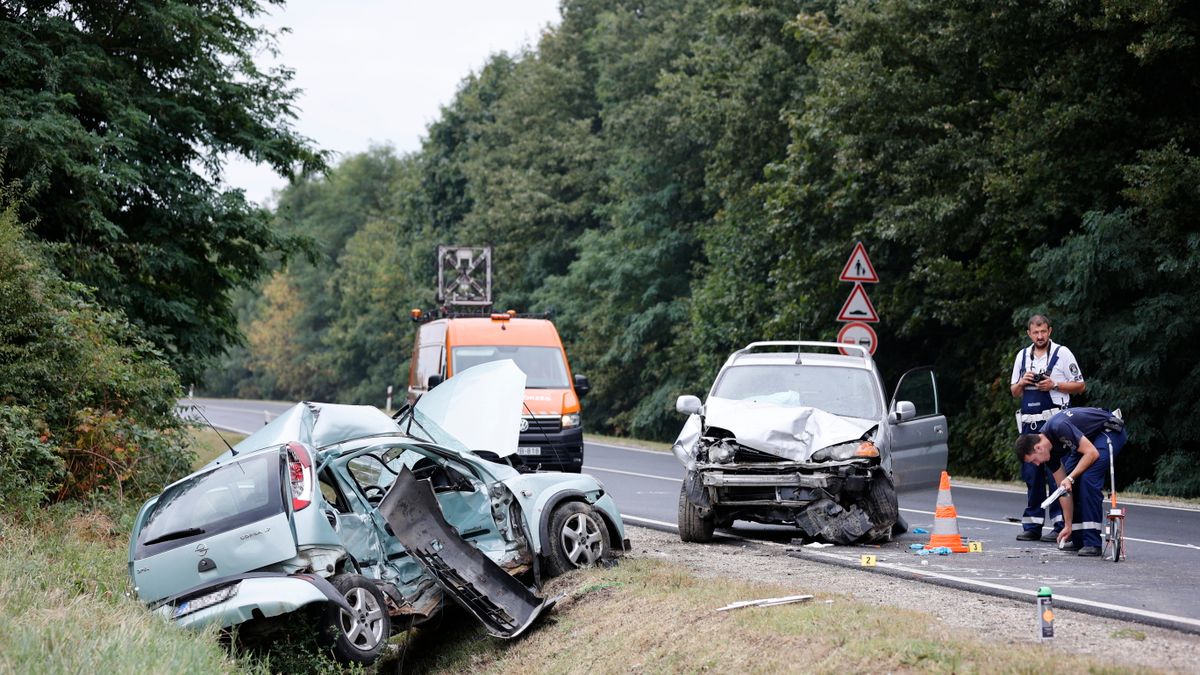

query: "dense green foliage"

left=0, top=189, right=190, bottom=511
left=0, top=0, right=324, bottom=383
left=208, top=0, right=1200, bottom=494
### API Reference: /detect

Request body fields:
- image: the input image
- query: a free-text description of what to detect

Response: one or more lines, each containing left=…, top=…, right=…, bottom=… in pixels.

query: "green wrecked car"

left=128, top=361, right=627, bottom=664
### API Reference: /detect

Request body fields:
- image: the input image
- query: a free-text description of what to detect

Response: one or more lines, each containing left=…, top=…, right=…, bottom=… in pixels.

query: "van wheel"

left=678, top=485, right=714, bottom=543
left=544, top=502, right=610, bottom=576
left=320, top=574, right=390, bottom=664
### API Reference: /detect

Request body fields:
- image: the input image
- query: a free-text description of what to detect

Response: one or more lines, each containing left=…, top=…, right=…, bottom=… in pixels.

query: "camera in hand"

left=1030, top=371, right=1048, bottom=383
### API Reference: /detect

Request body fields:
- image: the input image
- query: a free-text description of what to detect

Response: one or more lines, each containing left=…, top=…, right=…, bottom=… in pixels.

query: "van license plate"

left=517, top=447, right=541, bottom=456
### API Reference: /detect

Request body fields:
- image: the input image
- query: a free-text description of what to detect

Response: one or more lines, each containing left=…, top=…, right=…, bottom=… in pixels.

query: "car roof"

left=443, top=317, right=563, bottom=347
left=721, top=341, right=876, bottom=371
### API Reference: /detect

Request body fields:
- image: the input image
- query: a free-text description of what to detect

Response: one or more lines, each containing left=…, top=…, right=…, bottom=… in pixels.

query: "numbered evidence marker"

left=860, top=554, right=877, bottom=567
left=968, top=541, right=984, bottom=553
left=837, top=321, right=878, bottom=356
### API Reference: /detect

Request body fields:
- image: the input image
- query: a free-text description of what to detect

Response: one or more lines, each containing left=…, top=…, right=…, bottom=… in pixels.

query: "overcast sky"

left=222, top=0, right=563, bottom=205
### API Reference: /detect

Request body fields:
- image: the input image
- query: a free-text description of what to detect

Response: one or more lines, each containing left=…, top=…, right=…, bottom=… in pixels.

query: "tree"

left=0, top=1, right=324, bottom=382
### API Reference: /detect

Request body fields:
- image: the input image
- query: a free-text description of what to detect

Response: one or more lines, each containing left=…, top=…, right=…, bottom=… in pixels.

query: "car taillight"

left=286, top=441, right=313, bottom=511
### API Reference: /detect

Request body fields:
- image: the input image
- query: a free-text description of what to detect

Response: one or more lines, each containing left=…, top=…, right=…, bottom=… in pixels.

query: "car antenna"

left=193, top=406, right=237, bottom=456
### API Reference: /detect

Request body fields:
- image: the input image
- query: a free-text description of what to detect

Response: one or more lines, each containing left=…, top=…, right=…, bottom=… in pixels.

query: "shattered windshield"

left=451, top=346, right=569, bottom=388
left=710, top=365, right=882, bottom=420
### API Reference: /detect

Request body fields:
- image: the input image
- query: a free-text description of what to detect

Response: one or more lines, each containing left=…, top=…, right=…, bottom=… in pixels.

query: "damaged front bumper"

left=685, top=461, right=898, bottom=544
left=377, top=465, right=553, bottom=639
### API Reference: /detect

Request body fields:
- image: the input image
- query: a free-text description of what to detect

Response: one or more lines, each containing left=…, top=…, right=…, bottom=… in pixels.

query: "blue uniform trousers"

left=1020, top=421, right=1062, bottom=535
left=1062, top=429, right=1128, bottom=548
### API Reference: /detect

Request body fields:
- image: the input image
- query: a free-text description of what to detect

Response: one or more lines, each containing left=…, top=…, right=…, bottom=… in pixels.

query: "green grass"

left=189, top=427, right=247, bottom=469
left=584, top=433, right=672, bottom=452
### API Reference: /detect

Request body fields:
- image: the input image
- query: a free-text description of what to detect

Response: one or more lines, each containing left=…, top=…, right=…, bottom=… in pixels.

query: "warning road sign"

left=839, top=242, right=879, bottom=283
left=837, top=322, right=877, bottom=356
left=837, top=283, right=879, bottom=323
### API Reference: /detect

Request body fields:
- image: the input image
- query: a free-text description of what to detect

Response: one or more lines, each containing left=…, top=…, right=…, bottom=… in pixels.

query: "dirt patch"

left=65, top=511, right=120, bottom=543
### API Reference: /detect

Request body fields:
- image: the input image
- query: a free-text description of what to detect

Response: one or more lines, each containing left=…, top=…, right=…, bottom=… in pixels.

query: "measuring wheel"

left=1103, top=507, right=1126, bottom=563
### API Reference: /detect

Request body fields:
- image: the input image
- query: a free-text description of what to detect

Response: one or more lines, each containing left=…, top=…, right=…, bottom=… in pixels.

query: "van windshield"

left=452, top=346, right=569, bottom=388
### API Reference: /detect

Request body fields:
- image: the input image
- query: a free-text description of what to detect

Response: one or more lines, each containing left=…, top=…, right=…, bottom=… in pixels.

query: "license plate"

left=517, top=446, right=541, bottom=456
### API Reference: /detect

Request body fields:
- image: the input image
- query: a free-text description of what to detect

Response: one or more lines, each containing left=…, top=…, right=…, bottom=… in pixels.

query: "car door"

left=886, top=367, right=949, bottom=491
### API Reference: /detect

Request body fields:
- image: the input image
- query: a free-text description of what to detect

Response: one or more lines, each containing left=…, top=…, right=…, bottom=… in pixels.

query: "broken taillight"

left=286, top=441, right=313, bottom=511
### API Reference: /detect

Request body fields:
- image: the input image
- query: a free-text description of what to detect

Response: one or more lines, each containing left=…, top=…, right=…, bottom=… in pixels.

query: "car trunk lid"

left=130, top=450, right=298, bottom=603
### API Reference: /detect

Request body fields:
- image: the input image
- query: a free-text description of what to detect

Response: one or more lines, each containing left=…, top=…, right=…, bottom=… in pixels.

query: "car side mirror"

left=573, top=373, right=591, bottom=398
left=427, top=374, right=444, bottom=389
left=891, top=400, right=916, bottom=423
left=676, top=395, right=703, bottom=416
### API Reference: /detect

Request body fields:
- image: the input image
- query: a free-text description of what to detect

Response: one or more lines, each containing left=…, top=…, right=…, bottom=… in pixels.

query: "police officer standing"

left=1014, top=407, right=1127, bottom=556
left=1009, top=314, right=1086, bottom=542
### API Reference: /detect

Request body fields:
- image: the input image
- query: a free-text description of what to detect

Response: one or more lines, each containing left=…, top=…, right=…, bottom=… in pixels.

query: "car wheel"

left=544, top=501, right=610, bottom=577
left=320, top=574, right=391, bottom=664
left=678, top=484, right=714, bottom=543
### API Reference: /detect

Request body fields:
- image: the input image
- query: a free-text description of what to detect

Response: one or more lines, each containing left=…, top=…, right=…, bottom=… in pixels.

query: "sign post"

left=836, top=242, right=879, bottom=356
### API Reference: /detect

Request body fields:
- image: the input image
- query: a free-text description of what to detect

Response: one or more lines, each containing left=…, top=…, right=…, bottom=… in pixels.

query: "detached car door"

left=886, top=367, right=949, bottom=491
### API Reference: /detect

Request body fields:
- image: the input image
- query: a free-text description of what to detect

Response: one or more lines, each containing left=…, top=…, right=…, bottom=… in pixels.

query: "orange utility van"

left=408, top=311, right=590, bottom=472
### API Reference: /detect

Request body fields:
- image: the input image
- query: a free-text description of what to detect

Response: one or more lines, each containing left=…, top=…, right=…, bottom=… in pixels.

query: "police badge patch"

left=1070, top=363, right=1079, bottom=376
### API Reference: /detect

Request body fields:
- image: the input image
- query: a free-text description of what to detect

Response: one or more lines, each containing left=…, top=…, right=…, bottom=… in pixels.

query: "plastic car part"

left=794, top=497, right=875, bottom=544
left=544, top=501, right=610, bottom=576
left=319, top=573, right=391, bottom=663
left=377, top=466, right=551, bottom=639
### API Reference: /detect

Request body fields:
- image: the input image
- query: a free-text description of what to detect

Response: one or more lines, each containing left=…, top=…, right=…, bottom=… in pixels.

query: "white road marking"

left=590, top=466, right=682, bottom=483
left=622, top=518, right=1200, bottom=631
left=900, top=507, right=1200, bottom=551
left=587, top=441, right=671, bottom=456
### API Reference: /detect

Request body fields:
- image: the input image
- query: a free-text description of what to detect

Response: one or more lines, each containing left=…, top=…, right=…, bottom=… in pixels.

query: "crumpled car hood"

left=688, top=397, right=874, bottom=461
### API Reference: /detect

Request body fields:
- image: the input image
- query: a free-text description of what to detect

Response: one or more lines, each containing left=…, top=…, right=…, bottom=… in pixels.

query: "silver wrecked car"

left=672, top=341, right=947, bottom=544
left=129, top=361, right=626, bottom=664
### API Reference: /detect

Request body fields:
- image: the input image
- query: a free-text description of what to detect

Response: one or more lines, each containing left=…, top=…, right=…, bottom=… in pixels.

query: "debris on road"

left=716, top=594, right=814, bottom=612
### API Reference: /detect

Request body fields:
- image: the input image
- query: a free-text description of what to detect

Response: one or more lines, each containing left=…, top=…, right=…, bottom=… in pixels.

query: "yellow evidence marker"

left=860, top=554, right=877, bottom=567
left=968, top=541, right=984, bottom=553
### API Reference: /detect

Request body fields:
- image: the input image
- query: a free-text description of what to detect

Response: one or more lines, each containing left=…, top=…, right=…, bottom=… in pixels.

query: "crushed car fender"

left=378, top=465, right=553, bottom=639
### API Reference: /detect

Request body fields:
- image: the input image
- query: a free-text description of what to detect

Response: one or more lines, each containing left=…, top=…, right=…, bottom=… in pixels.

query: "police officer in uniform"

left=1014, top=407, right=1126, bottom=556
left=1009, top=314, right=1085, bottom=541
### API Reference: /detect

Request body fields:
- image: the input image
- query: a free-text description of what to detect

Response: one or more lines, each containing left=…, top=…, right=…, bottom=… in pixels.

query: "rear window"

left=711, top=365, right=882, bottom=420
left=452, top=345, right=569, bottom=388
left=135, top=453, right=283, bottom=558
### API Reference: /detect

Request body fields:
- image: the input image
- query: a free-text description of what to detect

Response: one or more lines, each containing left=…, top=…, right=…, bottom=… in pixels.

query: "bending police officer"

left=1014, top=407, right=1126, bottom=556
left=1009, top=314, right=1085, bottom=542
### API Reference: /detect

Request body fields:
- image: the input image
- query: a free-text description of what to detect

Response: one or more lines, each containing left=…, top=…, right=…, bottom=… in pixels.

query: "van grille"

left=522, top=416, right=562, bottom=434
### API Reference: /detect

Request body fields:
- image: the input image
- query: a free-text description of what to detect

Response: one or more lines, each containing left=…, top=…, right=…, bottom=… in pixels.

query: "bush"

left=0, top=186, right=189, bottom=508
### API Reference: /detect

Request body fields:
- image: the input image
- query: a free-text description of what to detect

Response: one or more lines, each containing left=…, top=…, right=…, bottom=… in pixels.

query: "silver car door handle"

left=934, top=425, right=944, bottom=434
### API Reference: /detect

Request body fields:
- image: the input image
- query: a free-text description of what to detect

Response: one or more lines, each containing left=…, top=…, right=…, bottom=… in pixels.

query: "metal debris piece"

left=716, top=594, right=815, bottom=612
left=803, top=542, right=835, bottom=549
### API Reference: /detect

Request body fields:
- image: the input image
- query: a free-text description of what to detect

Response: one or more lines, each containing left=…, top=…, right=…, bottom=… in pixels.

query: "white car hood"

left=412, top=359, right=526, bottom=457
left=700, top=397, right=874, bottom=460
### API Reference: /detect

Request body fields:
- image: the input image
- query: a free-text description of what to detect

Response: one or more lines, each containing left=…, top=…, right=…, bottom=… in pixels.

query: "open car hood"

left=410, top=359, right=526, bottom=458
left=702, top=397, right=875, bottom=461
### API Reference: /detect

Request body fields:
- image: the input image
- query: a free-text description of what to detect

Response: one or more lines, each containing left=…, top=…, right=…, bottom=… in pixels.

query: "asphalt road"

left=183, top=397, right=1200, bottom=633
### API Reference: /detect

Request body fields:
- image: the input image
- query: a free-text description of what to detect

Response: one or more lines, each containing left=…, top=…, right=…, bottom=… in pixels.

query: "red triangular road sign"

left=839, top=242, right=879, bottom=283
left=837, top=283, right=879, bottom=323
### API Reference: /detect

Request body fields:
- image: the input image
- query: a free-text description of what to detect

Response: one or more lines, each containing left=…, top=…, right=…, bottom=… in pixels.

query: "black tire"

left=544, top=501, right=611, bottom=577
left=1112, top=518, right=1123, bottom=563
left=319, top=574, right=391, bottom=664
left=678, top=484, right=715, bottom=543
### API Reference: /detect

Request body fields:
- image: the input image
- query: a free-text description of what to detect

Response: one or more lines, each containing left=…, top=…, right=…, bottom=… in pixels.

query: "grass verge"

left=585, top=433, right=672, bottom=453
left=189, top=427, right=247, bottom=469
left=383, top=558, right=1126, bottom=674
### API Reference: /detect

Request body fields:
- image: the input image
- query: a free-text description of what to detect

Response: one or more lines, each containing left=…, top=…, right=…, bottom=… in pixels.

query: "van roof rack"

left=410, top=307, right=554, bottom=323
left=731, top=340, right=872, bottom=364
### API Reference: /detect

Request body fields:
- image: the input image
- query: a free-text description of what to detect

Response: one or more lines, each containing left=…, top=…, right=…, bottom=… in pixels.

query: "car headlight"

left=818, top=440, right=879, bottom=461
left=561, top=413, right=581, bottom=429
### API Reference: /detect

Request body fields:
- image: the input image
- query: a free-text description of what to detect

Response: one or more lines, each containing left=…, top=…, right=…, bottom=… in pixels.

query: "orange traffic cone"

left=924, top=471, right=969, bottom=552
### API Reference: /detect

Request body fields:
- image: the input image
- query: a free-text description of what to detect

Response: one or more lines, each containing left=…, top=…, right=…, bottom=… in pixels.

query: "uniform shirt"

left=1041, top=407, right=1117, bottom=471
left=1010, top=340, right=1083, bottom=408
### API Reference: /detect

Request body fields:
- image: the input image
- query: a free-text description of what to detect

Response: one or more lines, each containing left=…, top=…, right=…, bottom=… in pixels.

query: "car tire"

left=319, top=574, right=391, bottom=664
left=544, top=501, right=611, bottom=577
left=678, top=484, right=715, bottom=543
